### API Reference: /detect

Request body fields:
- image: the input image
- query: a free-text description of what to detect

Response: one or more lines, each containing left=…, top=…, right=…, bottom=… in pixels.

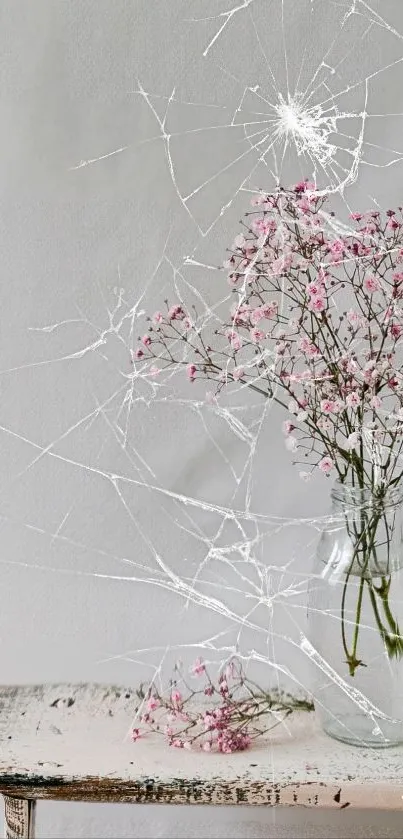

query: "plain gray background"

left=1, top=1, right=403, bottom=836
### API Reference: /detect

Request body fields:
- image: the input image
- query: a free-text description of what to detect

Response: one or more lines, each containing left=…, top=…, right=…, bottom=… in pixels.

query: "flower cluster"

left=132, top=657, right=313, bottom=753
left=137, top=182, right=403, bottom=490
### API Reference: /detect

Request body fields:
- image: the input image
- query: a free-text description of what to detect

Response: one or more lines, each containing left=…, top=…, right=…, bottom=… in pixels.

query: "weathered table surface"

left=0, top=682, right=403, bottom=814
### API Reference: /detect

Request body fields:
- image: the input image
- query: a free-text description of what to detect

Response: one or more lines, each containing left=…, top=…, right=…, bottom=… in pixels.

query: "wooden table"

left=1, top=683, right=403, bottom=838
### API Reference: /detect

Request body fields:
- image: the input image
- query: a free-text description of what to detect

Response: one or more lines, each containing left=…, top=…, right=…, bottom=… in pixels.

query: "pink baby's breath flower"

left=233, top=366, right=244, bottom=381
left=306, top=282, right=322, bottom=298
left=147, top=696, right=160, bottom=712
left=347, top=310, right=361, bottom=326
left=321, top=399, right=336, bottom=414
left=191, top=657, right=206, bottom=676
left=363, top=276, right=381, bottom=293
left=171, top=690, right=182, bottom=705
left=294, top=179, right=316, bottom=193
left=390, top=323, right=402, bottom=338
left=299, top=337, right=318, bottom=357
left=282, top=420, right=294, bottom=436
left=135, top=348, right=144, bottom=359
left=308, top=296, right=325, bottom=313
left=152, top=312, right=163, bottom=324
left=131, top=728, right=142, bottom=742
left=187, top=364, right=197, bottom=381
left=250, top=328, right=265, bottom=343
left=168, top=304, right=185, bottom=320
left=345, top=392, right=360, bottom=408
left=318, top=456, right=334, bottom=474
left=328, top=239, right=345, bottom=255
left=250, top=307, right=265, bottom=325
left=227, top=330, right=242, bottom=351
left=141, top=334, right=151, bottom=346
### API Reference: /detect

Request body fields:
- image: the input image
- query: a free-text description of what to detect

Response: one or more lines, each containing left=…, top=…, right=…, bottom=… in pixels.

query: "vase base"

left=323, top=714, right=403, bottom=748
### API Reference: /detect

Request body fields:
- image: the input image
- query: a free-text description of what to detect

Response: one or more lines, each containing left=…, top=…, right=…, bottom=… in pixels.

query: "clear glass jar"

left=308, top=482, right=403, bottom=747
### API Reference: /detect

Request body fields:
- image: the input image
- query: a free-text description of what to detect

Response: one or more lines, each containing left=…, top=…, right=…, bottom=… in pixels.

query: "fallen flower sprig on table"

left=132, top=657, right=314, bottom=753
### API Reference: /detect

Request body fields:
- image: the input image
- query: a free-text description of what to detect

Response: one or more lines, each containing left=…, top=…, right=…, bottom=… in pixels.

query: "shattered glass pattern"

left=2, top=0, right=403, bottom=738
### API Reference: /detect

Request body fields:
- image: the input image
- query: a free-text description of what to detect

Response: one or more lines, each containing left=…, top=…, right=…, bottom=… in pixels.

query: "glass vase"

left=308, top=482, right=403, bottom=747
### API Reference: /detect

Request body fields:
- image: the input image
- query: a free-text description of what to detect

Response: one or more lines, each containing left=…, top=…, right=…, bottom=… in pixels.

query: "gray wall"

left=1, top=1, right=403, bottom=836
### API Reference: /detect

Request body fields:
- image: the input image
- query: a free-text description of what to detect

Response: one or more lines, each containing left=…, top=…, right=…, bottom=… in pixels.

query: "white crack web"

left=4, top=0, right=403, bottom=753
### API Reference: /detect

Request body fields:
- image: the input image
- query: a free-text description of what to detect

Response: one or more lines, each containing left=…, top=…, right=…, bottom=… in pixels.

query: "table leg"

left=4, top=796, right=36, bottom=839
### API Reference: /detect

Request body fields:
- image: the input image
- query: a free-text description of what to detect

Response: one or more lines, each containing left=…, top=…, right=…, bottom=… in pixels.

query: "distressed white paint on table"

left=0, top=684, right=402, bottom=838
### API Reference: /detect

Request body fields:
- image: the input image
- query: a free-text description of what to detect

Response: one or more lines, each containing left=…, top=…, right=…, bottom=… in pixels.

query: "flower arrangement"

left=136, top=181, right=403, bottom=677
left=133, top=657, right=313, bottom=752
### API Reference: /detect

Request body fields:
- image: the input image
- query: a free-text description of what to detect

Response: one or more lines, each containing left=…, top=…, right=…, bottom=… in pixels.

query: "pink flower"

left=232, top=366, right=244, bottom=380
left=328, top=239, right=345, bottom=255
left=250, top=328, right=265, bottom=343
left=363, top=276, right=381, bottom=293
left=282, top=420, right=294, bottom=436
left=318, top=456, right=334, bottom=474
left=147, top=696, right=159, bottom=712
left=294, top=179, right=316, bottom=193
left=307, top=282, right=322, bottom=298
left=168, top=305, right=185, bottom=320
left=345, top=392, right=360, bottom=408
left=390, top=323, right=402, bottom=338
left=308, top=296, right=325, bottom=313
left=202, top=741, right=212, bottom=752
left=135, top=348, right=144, bottom=359
left=141, top=334, right=151, bottom=346
left=393, top=272, right=403, bottom=283
left=321, top=399, right=336, bottom=414
left=187, top=364, right=197, bottom=381
left=262, top=302, right=278, bottom=318
left=191, top=657, right=205, bottom=676
left=299, top=337, right=318, bottom=357
left=227, top=330, right=242, bottom=351
left=152, top=312, right=163, bottom=324
left=370, top=395, right=382, bottom=409
left=171, top=690, right=182, bottom=705
left=350, top=212, right=362, bottom=221
left=250, top=307, right=265, bottom=325
left=131, top=728, right=142, bottom=742
left=347, top=310, right=361, bottom=326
